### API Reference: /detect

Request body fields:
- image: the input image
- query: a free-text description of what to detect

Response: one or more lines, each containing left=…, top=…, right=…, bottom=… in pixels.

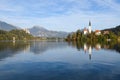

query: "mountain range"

left=0, top=21, right=18, bottom=31
left=0, top=21, right=68, bottom=38
left=29, top=26, right=68, bottom=38
left=0, top=20, right=119, bottom=38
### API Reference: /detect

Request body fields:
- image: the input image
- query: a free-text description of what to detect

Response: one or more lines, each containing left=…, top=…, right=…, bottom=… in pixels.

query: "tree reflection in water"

left=67, top=41, right=120, bottom=60
left=0, top=41, right=30, bottom=60
left=0, top=41, right=68, bottom=60
left=0, top=41, right=120, bottom=61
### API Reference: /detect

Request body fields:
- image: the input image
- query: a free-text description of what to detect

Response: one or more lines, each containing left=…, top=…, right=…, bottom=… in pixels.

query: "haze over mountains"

left=0, top=20, right=120, bottom=38
left=0, top=21, right=18, bottom=31
left=29, top=26, right=68, bottom=38
left=0, top=21, right=68, bottom=38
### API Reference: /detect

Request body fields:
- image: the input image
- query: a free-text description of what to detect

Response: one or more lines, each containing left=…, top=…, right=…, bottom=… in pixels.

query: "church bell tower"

left=88, top=21, right=92, bottom=33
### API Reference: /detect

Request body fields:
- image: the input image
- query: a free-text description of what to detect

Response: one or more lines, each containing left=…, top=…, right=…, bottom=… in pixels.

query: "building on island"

left=83, top=28, right=89, bottom=35
left=83, top=21, right=102, bottom=36
left=83, top=21, right=92, bottom=35
left=88, top=21, right=92, bottom=33
left=95, top=30, right=101, bottom=35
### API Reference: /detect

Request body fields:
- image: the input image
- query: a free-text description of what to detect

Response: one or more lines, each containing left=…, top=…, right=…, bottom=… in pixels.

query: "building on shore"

left=103, top=31, right=109, bottom=35
left=23, top=28, right=30, bottom=34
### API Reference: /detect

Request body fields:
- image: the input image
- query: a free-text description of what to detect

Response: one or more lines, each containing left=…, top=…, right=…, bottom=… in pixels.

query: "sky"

left=0, top=0, right=120, bottom=32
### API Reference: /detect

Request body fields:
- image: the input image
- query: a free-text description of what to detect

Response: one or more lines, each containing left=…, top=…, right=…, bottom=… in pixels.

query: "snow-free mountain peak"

left=0, top=21, right=18, bottom=31
left=29, top=26, right=68, bottom=38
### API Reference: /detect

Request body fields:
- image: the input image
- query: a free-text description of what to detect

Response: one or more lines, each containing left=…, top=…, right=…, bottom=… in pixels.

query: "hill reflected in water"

left=68, top=41, right=120, bottom=53
left=67, top=41, right=120, bottom=60
left=0, top=41, right=120, bottom=61
left=0, top=41, right=120, bottom=80
left=0, top=41, right=68, bottom=60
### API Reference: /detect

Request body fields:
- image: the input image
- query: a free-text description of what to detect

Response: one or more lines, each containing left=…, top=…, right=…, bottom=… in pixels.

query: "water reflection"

left=0, top=41, right=30, bottom=60
left=0, top=41, right=120, bottom=80
left=68, top=41, right=120, bottom=60
left=0, top=41, right=68, bottom=60
left=0, top=41, right=120, bottom=61
left=83, top=44, right=92, bottom=60
left=30, top=41, right=68, bottom=54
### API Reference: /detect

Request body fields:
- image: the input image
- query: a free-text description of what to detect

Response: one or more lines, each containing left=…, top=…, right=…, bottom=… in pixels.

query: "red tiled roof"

left=95, top=30, right=101, bottom=32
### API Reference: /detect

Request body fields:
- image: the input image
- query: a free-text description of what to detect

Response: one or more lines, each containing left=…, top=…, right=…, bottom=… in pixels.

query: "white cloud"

left=0, top=0, right=120, bottom=32
left=0, top=0, right=24, bottom=12
left=92, top=0, right=120, bottom=12
left=1, top=11, right=119, bottom=32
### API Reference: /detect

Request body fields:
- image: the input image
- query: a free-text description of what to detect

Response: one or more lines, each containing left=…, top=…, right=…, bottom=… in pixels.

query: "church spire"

left=89, top=21, right=91, bottom=26
left=88, top=21, right=92, bottom=33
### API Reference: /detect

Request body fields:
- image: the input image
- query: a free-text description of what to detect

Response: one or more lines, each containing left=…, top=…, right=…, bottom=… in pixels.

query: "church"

left=83, top=21, right=92, bottom=35
left=83, top=21, right=101, bottom=35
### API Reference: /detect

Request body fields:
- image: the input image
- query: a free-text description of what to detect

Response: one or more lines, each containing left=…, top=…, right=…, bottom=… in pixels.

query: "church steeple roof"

left=89, top=21, right=91, bottom=26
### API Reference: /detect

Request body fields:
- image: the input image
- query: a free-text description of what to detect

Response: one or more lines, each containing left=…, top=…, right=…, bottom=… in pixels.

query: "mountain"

left=29, top=26, right=68, bottom=38
left=102, top=25, right=120, bottom=35
left=0, top=21, right=18, bottom=31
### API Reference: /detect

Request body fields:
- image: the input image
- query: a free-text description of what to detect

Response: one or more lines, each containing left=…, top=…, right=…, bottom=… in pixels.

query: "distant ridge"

left=102, top=25, right=120, bottom=35
left=29, top=26, right=68, bottom=38
left=0, top=21, right=18, bottom=31
left=0, top=21, right=68, bottom=38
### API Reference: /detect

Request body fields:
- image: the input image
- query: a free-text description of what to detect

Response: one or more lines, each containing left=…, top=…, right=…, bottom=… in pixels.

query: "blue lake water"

left=0, top=41, right=120, bottom=80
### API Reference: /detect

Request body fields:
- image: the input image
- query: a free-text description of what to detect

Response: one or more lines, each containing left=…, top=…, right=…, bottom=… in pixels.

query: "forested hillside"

left=103, top=25, right=120, bottom=35
left=0, top=29, right=33, bottom=40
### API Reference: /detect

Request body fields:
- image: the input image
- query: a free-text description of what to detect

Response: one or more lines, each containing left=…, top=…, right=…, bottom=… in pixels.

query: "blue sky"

left=0, top=0, right=120, bottom=32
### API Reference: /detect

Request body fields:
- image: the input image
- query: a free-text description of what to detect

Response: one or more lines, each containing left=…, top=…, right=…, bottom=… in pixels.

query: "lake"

left=0, top=41, right=120, bottom=80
